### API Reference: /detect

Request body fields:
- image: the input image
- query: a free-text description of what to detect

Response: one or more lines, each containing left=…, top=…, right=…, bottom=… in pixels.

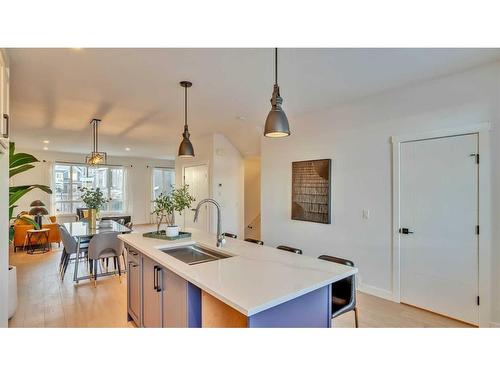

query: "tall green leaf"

left=9, top=185, right=53, bottom=207
left=10, top=153, right=39, bottom=169
left=9, top=164, right=35, bottom=178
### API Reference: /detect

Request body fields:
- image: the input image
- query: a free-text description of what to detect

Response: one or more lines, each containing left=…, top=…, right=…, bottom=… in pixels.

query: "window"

left=54, top=163, right=125, bottom=214
left=152, top=167, right=175, bottom=200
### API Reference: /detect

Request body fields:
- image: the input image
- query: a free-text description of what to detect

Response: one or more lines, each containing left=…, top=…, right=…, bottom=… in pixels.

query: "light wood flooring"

left=8, top=242, right=472, bottom=328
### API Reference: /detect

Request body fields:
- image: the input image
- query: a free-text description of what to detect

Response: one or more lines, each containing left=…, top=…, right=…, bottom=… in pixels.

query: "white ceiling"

left=7, top=48, right=500, bottom=159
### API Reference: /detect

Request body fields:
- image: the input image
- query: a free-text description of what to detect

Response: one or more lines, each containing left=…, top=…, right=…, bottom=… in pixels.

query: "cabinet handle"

left=153, top=265, right=158, bottom=291
left=156, top=267, right=162, bottom=292
left=129, top=250, right=138, bottom=256
left=2, top=114, right=9, bottom=138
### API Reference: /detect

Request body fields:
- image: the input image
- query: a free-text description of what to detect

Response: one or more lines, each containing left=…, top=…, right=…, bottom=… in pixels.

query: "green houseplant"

left=8, top=142, right=52, bottom=319
left=8, top=142, right=52, bottom=240
left=152, top=185, right=195, bottom=236
left=79, top=187, right=111, bottom=228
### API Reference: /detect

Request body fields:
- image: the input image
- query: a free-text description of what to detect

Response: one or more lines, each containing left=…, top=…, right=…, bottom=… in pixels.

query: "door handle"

left=3, top=114, right=9, bottom=138
left=399, top=228, right=414, bottom=234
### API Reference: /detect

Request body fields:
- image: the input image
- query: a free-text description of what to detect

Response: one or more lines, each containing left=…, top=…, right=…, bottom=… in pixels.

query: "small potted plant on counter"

left=151, top=185, right=195, bottom=238
left=79, top=187, right=111, bottom=228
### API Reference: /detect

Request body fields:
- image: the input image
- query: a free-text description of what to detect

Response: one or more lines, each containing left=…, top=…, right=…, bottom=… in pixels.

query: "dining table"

left=64, top=220, right=132, bottom=283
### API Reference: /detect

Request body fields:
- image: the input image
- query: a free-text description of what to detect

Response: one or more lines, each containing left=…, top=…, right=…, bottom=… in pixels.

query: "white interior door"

left=183, top=164, right=209, bottom=232
left=400, top=133, right=479, bottom=325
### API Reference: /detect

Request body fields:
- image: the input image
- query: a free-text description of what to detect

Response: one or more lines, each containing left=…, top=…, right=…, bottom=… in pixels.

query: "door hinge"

left=470, top=153, right=479, bottom=164
left=476, top=225, right=480, bottom=235
left=477, top=296, right=480, bottom=306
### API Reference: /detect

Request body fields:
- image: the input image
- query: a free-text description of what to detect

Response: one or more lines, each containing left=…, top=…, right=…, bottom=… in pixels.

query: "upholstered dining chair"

left=245, top=238, right=264, bottom=245
left=88, top=232, right=123, bottom=287
left=276, top=245, right=303, bottom=254
left=58, top=224, right=89, bottom=280
left=318, top=255, right=358, bottom=327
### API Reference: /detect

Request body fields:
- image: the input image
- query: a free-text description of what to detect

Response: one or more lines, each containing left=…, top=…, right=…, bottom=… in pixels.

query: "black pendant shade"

left=178, top=81, right=195, bottom=158
left=264, top=48, right=291, bottom=138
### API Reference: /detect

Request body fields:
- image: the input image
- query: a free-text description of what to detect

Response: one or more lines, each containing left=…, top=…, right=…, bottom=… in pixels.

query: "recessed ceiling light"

left=43, top=146, right=48, bottom=151
left=125, top=147, right=131, bottom=151
left=43, top=140, right=50, bottom=144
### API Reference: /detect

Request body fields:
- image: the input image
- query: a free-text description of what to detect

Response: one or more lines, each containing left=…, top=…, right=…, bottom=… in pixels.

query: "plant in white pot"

left=8, top=143, right=52, bottom=319
left=152, top=185, right=195, bottom=237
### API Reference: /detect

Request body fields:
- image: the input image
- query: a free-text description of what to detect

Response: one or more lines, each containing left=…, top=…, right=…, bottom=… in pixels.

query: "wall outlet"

left=362, top=209, right=370, bottom=220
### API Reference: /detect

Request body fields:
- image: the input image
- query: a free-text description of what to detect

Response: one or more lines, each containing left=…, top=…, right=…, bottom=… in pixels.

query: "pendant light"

left=178, top=81, right=195, bottom=158
left=264, top=48, right=291, bottom=137
left=85, top=118, right=107, bottom=165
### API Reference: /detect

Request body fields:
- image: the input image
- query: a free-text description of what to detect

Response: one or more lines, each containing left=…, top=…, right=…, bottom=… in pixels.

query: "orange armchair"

left=13, top=216, right=61, bottom=251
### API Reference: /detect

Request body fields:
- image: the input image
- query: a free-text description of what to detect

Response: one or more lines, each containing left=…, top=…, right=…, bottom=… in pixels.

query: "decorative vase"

left=88, top=208, right=97, bottom=228
left=8, top=265, right=17, bottom=319
left=166, top=225, right=179, bottom=237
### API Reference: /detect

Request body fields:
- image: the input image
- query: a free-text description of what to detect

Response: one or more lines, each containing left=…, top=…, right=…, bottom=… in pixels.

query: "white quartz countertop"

left=118, top=229, right=357, bottom=316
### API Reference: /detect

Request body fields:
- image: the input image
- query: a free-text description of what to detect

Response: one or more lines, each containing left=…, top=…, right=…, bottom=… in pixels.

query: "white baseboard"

left=357, top=282, right=395, bottom=302
left=489, top=321, right=500, bottom=328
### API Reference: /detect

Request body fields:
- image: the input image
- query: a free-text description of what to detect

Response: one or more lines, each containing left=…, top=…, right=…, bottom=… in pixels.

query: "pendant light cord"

left=275, top=47, right=278, bottom=85
left=184, top=85, right=188, bottom=127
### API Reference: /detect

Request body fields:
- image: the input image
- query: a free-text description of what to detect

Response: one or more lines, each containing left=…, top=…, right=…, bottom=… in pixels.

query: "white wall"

left=10, top=148, right=174, bottom=224
left=175, top=133, right=244, bottom=237
left=212, top=134, right=244, bottom=237
left=261, top=62, right=500, bottom=324
left=0, top=49, right=9, bottom=327
left=244, top=157, right=261, bottom=239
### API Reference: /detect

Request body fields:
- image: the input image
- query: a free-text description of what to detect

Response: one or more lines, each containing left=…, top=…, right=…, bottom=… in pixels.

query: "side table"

left=24, top=228, right=51, bottom=254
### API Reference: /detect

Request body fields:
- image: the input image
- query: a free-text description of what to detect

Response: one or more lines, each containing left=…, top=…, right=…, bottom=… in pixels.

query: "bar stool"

left=245, top=238, right=264, bottom=245
left=318, top=255, right=358, bottom=327
left=277, top=245, right=303, bottom=254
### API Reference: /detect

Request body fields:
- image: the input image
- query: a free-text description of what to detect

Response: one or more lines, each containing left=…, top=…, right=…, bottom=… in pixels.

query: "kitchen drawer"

left=125, top=244, right=141, bottom=264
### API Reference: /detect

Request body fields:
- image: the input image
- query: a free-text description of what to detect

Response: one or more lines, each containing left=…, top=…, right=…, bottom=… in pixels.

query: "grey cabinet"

left=142, top=256, right=162, bottom=328
left=162, top=267, right=188, bottom=327
left=124, top=243, right=201, bottom=328
left=126, top=245, right=142, bottom=326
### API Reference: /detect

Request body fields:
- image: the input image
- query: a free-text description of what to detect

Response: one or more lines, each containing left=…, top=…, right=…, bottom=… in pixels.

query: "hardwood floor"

left=8, top=246, right=132, bottom=328
left=333, top=293, right=473, bottom=328
left=8, top=239, right=473, bottom=328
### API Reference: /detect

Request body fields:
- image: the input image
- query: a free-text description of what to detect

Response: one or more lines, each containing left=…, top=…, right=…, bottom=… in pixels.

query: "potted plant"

left=79, top=187, right=111, bottom=228
left=152, top=185, right=195, bottom=237
left=8, top=142, right=52, bottom=319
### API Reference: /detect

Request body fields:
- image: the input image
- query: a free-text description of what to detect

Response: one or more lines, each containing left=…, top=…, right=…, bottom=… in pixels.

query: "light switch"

left=362, top=209, right=370, bottom=219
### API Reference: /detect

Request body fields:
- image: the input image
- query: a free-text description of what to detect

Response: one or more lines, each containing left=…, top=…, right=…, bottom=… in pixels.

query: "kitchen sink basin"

left=161, top=244, right=232, bottom=265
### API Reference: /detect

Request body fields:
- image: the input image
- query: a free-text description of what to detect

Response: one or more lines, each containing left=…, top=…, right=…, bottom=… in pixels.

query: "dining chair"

left=223, top=232, right=237, bottom=239
left=58, top=224, right=89, bottom=280
left=245, top=238, right=264, bottom=245
left=318, top=255, right=358, bottom=327
left=88, top=232, right=123, bottom=287
left=276, top=245, right=303, bottom=254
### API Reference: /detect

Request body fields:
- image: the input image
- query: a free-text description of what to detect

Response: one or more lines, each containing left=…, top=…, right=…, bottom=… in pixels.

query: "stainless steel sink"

left=161, top=244, right=232, bottom=265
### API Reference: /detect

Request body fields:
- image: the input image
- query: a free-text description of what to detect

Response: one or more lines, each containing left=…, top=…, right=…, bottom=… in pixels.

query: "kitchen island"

left=118, top=230, right=357, bottom=328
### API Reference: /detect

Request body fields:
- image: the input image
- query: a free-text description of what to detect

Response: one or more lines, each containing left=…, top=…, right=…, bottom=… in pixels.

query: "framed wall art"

left=291, top=159, right=331, bottom=224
